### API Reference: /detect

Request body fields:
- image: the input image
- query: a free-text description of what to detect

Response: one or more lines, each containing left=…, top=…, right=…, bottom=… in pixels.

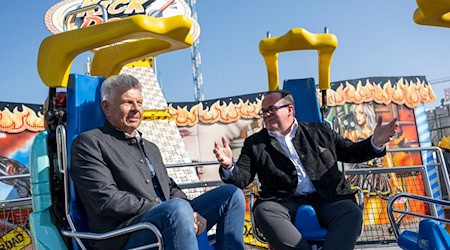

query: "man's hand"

left=213, top=137, right=233, bottom=168
left=193, top=212, right=207, bottom=235
left=373, top=116, right=398, bottom=147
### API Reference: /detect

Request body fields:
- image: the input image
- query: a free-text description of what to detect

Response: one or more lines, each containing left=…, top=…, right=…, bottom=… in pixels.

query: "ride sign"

left=45, top=0, right=200, bottom=40
left=0, top=227, right=31, bottom=250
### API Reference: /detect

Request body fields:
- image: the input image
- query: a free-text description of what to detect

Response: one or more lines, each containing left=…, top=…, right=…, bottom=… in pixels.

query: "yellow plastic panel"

left=91, top=38, right=169, bottom=77
left=38, top=15, right=193, bottom=88
left=414, top=0, right=450, bottom=28
left=259, top=28, right=337, bottom=91
left=123, top=58, right=153, bottom=68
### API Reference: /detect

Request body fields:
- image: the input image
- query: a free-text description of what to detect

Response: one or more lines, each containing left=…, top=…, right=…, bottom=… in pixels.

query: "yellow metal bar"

left=38, top=15, right=193, bottom=88
left=414, top=0, right=450, bottom=28
left=259, top=28, right=337, bottom=91
left=142, top=110, right=172, bottom=121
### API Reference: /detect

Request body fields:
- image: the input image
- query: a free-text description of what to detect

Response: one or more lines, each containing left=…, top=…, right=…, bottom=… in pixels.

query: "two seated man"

left=70, top=75, right=396, bottom=250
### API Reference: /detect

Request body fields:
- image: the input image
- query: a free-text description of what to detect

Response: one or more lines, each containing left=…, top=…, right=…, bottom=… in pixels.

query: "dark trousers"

left=253, top=193, right=362, bottom=250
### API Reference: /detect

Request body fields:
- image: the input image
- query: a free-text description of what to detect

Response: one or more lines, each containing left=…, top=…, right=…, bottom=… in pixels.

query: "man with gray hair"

left=70, top=74, right=245, bottom=250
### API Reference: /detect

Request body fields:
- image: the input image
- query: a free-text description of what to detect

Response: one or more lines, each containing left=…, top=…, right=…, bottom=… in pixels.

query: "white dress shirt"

left=267, top=120, right=316, bottom=195
left=222, top=119, right=385, bottom=195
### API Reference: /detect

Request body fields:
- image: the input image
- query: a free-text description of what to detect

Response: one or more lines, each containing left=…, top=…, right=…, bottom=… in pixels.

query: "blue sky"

left=1, top=1, right=449, bottom=110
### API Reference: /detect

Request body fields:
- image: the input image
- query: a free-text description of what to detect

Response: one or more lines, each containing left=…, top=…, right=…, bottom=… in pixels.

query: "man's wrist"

left=371, top=136, right=385, bottom=152
left=221, top=161, right=235, bottom=180
left=221, top=163, right=233, bottom=169
left=221, top=159, right=234, bottom=169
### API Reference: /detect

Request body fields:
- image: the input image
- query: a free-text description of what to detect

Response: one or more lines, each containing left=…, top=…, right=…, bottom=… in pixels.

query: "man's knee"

left=346, top=203, right=363, bottom=223
left=160, top=198, right=194, bottom=225
left=253, top=201, right=284, bottom=226
left=334, top=201, right=363, bottom=230
left=222, top=184, right=245, bottom=206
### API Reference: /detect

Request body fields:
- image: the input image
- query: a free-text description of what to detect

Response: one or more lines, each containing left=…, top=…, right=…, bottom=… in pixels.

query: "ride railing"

left=346, top=146, right=450, bottom=245
left=0, top=174, right=32, bottom=207
left=387, top=193, right=450, bottom=240
left=166, top=161, right=225, bottom=190
left=347, top=165, right=429, bottom=244
left=2, top=146, right=449, bottom=249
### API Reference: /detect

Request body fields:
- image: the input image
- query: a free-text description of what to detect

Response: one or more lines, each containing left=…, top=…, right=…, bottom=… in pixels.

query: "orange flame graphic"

left=169, top=98, right=261, bottom=127
left=318, top=78, right=435, bottom=108
left=0, top=106, right=45, bottom=133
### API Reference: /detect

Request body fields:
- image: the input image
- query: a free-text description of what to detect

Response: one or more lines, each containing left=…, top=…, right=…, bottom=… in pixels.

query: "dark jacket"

left=70, top=121, right=187, bottom=249
left=220, top=122, right=385, bottom=201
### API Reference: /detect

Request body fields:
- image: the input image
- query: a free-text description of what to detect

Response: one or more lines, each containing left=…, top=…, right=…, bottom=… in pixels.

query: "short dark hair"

left=263, top=90, right=294, bottom=105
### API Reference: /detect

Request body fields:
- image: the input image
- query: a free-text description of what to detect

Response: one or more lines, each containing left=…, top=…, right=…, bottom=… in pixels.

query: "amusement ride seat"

left=31, top=74, right=213, bottom=250
left=65, top=74, right=214, bottom=250
left=29, top=12, right=214, bottom=249
left=388, top=192, right=450, bottom=250
left=249, top=77, right=364, bottom=248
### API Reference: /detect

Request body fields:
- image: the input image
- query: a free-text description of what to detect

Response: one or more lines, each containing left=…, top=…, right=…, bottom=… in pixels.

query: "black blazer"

left=70, top=121, right=187, bottom=249
left=220, top=122, right=385, bottom=201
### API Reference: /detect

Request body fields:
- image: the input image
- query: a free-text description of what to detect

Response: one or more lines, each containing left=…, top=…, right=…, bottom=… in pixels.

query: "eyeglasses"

left=258, top=104, right=290, bottom=117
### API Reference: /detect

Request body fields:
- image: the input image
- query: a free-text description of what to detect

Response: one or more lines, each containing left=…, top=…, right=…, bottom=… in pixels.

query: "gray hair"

left=101, top=74, right=142, bottom=102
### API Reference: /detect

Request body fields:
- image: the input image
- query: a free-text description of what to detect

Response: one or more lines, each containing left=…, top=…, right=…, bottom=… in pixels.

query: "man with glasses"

left=213, top=90, right=397, bottom=250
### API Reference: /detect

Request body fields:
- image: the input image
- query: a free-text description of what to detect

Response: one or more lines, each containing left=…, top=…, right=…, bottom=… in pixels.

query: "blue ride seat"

left=293, top=205, right=328, bottom=240
left=398, top=230, right=421, bottom=250
left=283, top=78, right=322, bottom=124
left=30, top=73, right=212, bottom=250
left=66, top=74, right=213, bottom=249
left=29, top=130, right=68, bottom=249
left=29, top=75, right=104, bottom=250
left=397, top=219, right=450, bottom=250
left=283, top=78, right=328, bottom=242
left=388, top=193, right=450, bottom=250
left=66, top=74, right=106, bottom=249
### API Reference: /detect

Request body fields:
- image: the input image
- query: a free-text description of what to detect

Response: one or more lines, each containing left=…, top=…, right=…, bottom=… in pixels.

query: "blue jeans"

left=122, top=184, right=245, bottom=250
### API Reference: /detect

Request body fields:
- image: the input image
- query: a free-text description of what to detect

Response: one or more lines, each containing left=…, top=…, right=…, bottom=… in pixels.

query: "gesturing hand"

left=213, top=137, right=233, bottom=168
left=373, top=116, right=398, bottom=147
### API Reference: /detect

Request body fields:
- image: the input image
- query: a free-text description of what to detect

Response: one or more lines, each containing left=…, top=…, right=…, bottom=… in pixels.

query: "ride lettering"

left=76, top=0, right=152, bottom=18
left=0, top=227, right=31, bottom=250
left=72, top=0, right=153, bottom=29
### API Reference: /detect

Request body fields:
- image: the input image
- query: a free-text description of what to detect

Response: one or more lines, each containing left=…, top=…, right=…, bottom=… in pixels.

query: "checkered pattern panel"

left=140, top=120, right=191, bottom=164
left=122, top=67, right=204, bottom=197
left=140, top=120, right=204, bottom=198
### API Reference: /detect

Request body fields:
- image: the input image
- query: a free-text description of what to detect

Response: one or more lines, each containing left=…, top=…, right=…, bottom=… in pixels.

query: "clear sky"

left=1, top=1, right=449, bottom=110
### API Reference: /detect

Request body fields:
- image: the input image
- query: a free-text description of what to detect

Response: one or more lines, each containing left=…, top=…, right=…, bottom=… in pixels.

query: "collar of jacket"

left=261, top=128, right=290, bottom=158
left=101, top=120, right=141, bottom=145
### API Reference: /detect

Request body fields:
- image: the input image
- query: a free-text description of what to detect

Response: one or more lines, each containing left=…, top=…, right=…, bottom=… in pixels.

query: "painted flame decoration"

left=318, top=77, right=436, bottom=108
left=0, top=106, right=45, bottom=133
left=169, top=98, right=262, bottom=126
